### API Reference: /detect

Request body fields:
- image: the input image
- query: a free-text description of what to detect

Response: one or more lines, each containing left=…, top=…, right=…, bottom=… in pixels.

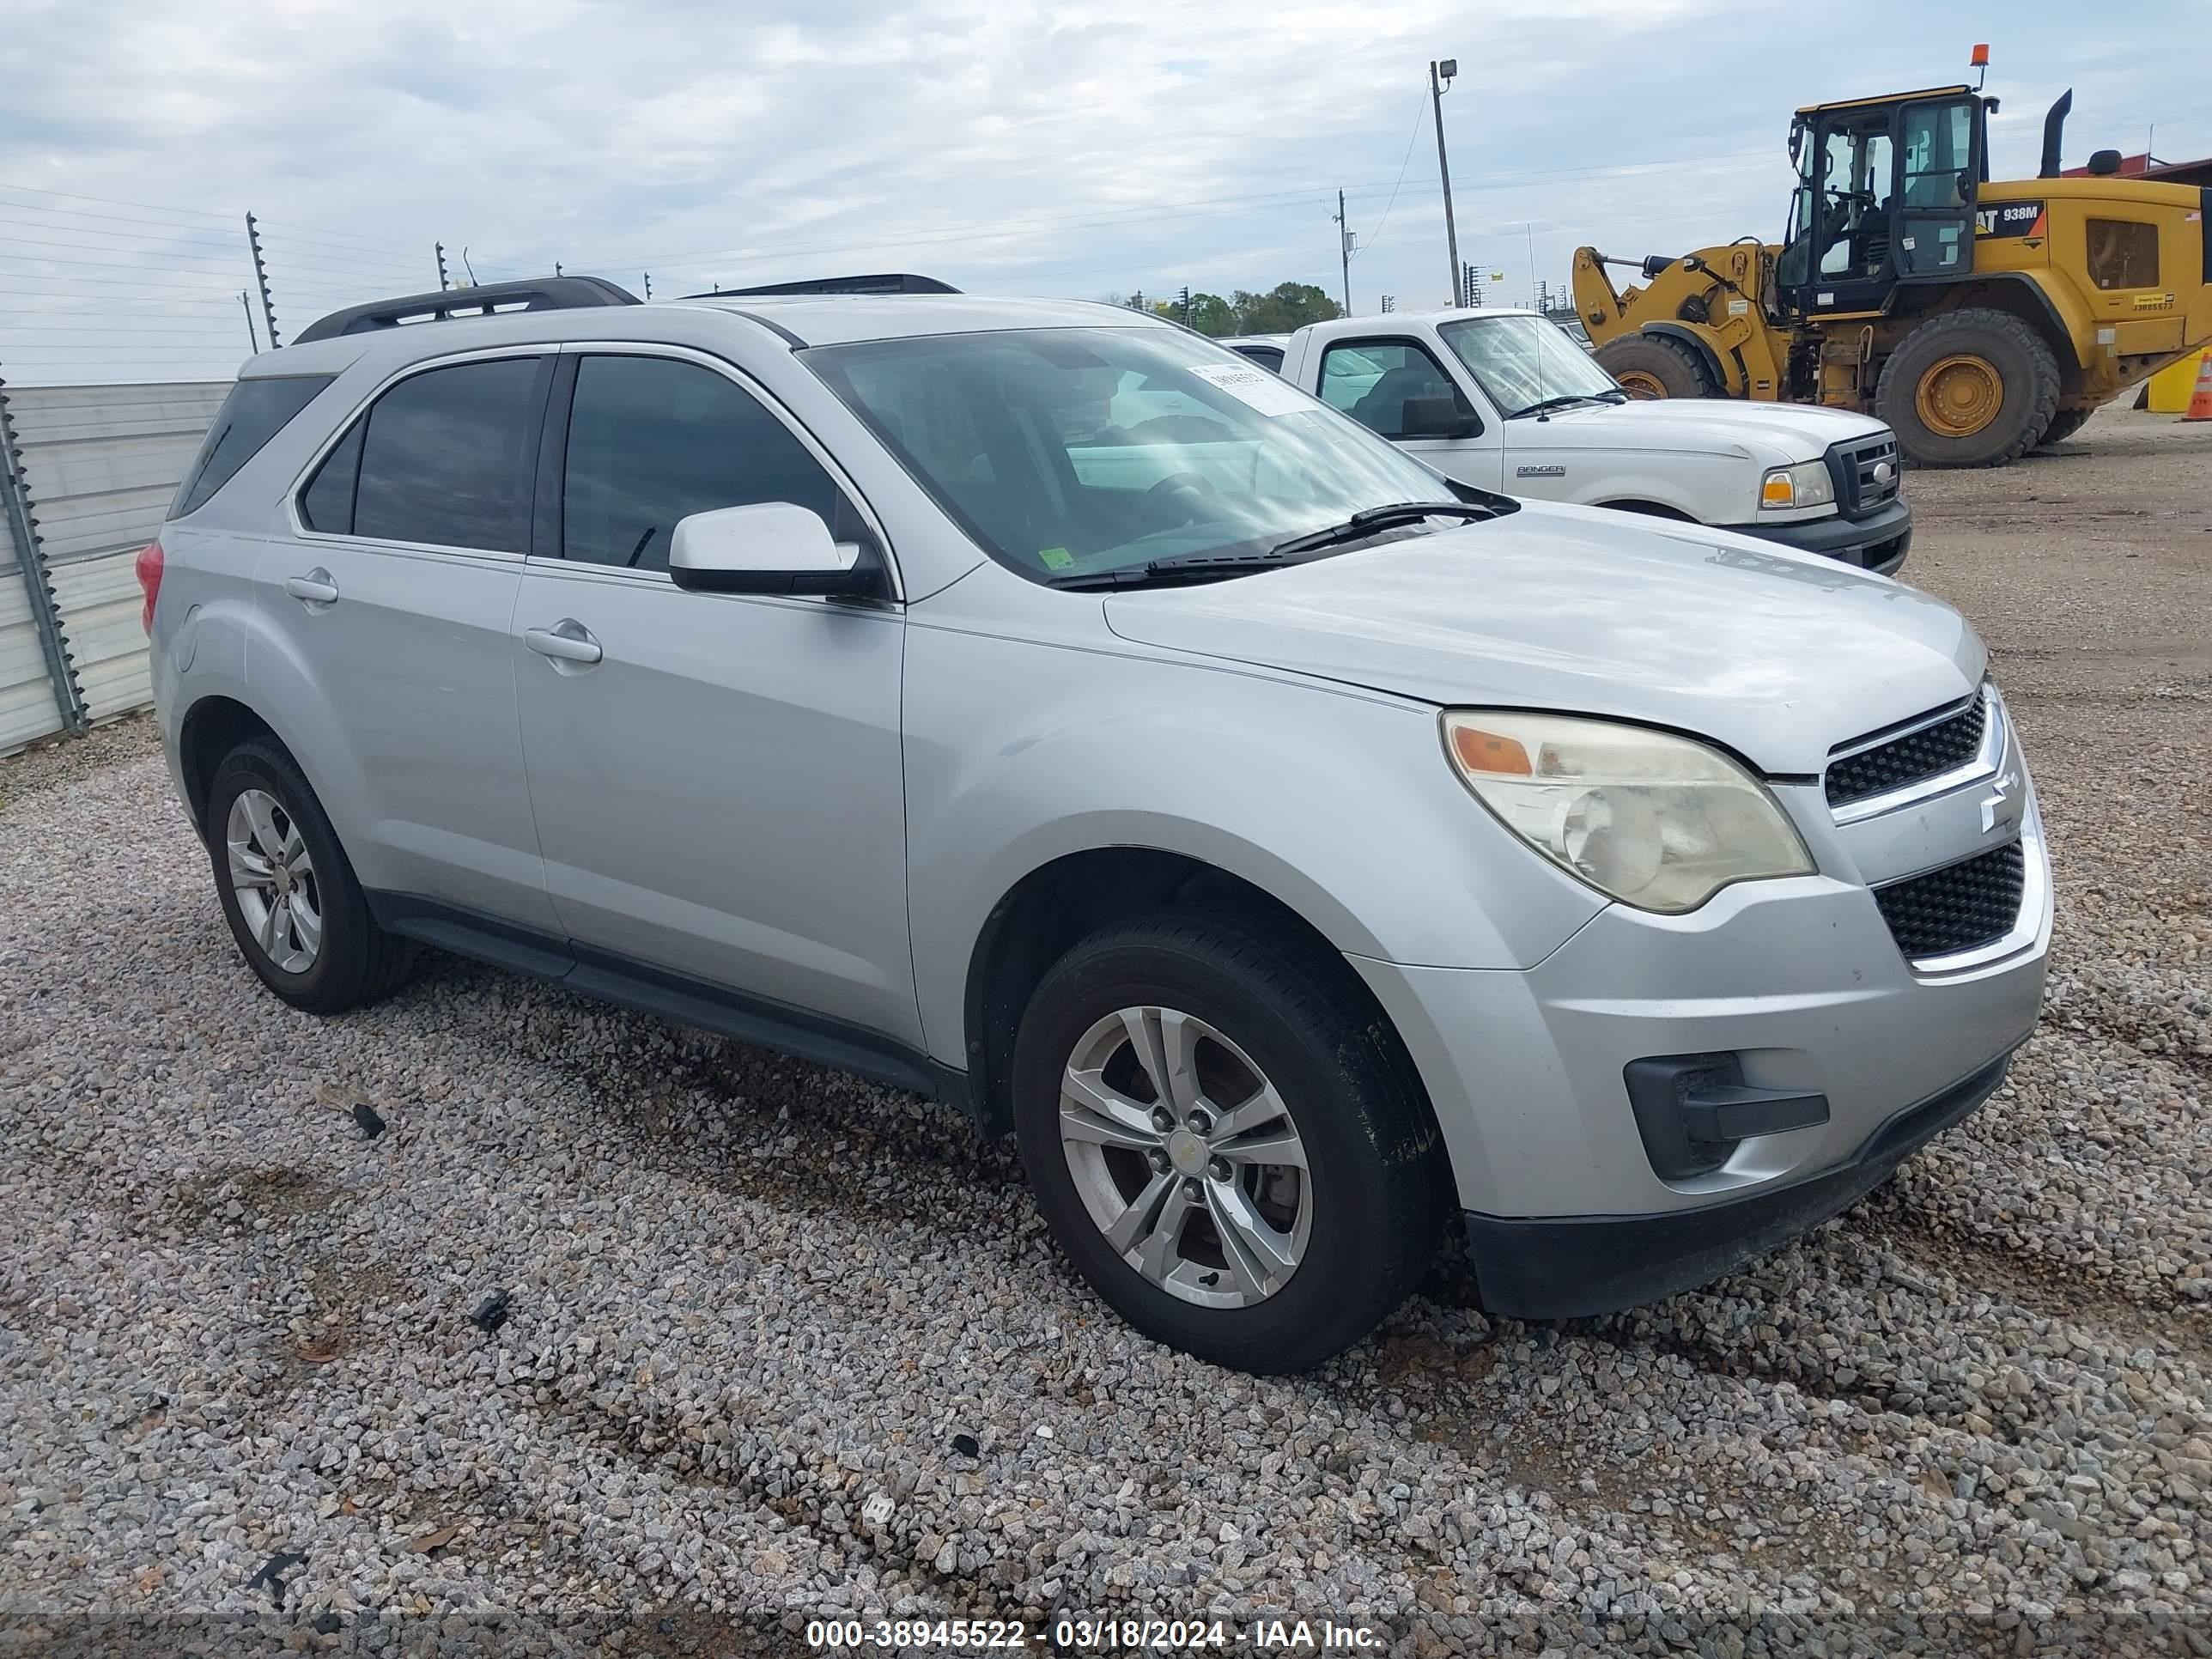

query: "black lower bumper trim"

left=1462, top=1050, right=2014, bottom=1321
left=1723, top=498, right=1912, bottom=574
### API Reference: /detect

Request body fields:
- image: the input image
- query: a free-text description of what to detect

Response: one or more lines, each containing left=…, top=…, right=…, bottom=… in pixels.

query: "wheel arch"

left=960, top=846, right=1429, bottom=1141
left=1631, top=323, right=1732, bottom=392
left=1886, top=274, right=2086, bottom=396
left=177, top=695, right=283, bottom=839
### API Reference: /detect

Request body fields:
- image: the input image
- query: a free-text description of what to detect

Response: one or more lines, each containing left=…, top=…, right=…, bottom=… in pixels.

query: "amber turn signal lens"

left=1450, top=725, right=1532, bottom=776
left=1760, top=474, right=1796, bottom=507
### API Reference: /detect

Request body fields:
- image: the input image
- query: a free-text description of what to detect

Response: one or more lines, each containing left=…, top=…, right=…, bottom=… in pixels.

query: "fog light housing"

left=1624, top=1053, right=1830, bottom=1182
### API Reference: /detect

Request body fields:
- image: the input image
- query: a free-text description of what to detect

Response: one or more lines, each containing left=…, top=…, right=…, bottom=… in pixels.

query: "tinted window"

left=1230, top=344, right=1285, bottom=373
left=299, top=420, right=363, bottom=533
left=1317, top=341, right=1466, bottom=440
left=561, top=355, right=840, bottom=572
left=2086, top=220, right=2159, bottom=290
left=353, top=357, right=544, bottom=552
left=169, top=375, right=333, bottom=520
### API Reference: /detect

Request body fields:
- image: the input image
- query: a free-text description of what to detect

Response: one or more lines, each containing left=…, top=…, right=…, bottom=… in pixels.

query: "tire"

left=204, top=738, right=414, bottom=1013
left=2038, top=408, right=2093, bottom=447
left=1595, top=332, right=1721, bottom=400
left=1875, top=307, right=2063, bottom=469
left=1009, top=911, right=1446, bottom=1373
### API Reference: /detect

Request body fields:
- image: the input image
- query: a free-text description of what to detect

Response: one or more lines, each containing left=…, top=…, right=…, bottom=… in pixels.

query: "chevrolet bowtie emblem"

left=1979, top=771, right=2020, bottom=833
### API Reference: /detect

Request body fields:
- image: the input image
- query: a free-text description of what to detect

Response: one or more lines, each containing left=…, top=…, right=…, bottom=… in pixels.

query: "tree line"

left=1103, top=283, right=1342, bottom=338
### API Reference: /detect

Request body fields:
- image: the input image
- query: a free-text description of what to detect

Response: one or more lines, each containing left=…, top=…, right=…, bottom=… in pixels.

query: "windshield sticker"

left=1187, top=362, right=1315, bottom=417
left=1036, top=546, right=1074, bottom=570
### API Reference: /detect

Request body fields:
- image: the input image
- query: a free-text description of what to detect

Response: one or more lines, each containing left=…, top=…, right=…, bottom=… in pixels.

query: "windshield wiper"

left=1266, top=500, right=1499, bottom=558
left=1046, top=551, right=1293, bottom=591
left=1511, top=391, right=1629, bottom=418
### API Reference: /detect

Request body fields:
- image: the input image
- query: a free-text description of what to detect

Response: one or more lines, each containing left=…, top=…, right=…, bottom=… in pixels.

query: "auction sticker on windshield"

left=1187, top=362, right=1315, bottom=417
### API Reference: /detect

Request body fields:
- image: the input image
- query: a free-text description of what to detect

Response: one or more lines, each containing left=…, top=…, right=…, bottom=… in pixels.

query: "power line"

left=1352, top=88, right=1432, bottom=261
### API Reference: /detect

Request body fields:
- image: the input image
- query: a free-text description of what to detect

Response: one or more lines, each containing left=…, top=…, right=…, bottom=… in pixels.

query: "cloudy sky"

left=2, top=0, right=2206, bottom=380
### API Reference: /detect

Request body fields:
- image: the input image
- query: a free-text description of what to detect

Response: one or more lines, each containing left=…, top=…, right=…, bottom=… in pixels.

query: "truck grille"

left=1828, top=432, right=1901, bottom=518
left=1874, top=840, right=2026, bottom=960
left=1826, top=695, right=1988, bottom=807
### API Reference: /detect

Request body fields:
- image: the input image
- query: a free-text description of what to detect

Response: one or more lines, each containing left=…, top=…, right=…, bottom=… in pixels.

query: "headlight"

left=1442, top=710, right=1814, bottom=913
left=1759, top=459, right=1836, bottom=512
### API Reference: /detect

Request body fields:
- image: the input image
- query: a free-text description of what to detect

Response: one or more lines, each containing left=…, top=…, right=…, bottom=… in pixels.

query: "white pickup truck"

left=1278, top=309, right=1913, bottom=574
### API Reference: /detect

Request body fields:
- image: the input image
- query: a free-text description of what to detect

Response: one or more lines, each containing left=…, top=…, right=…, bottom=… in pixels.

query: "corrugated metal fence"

left=0, top=378, right=228, bottom=755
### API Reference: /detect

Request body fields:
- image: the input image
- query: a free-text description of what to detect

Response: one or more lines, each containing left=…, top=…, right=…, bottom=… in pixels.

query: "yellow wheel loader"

left=1572, top=85, right=2212, bottom=466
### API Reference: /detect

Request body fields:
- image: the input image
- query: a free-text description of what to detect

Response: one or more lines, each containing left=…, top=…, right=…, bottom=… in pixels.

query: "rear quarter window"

left=167, top=375, right=334, bottom=520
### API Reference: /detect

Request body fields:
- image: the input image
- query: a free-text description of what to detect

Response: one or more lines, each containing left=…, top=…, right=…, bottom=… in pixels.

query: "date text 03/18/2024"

left=804, top=1615, right=1384, bottom=1650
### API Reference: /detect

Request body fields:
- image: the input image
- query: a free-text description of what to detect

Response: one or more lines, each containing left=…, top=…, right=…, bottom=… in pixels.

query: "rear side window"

left=559, top=354, right=841, bottom=572
left=168, top=375, right=333, bottom=520
left=309, top=356, right=544, bottom=551
left=2085, top=220, right=2159, bottom=290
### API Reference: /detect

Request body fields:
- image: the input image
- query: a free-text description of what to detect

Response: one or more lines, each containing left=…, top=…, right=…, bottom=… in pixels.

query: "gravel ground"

left=2, top=406, right=2207, bottom=1656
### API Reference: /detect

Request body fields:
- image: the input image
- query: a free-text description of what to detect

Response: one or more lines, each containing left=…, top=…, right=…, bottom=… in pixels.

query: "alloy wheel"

left=226, top=788, right=322, bottom=974
left=1058, top=1006, right=1312, bottom=1309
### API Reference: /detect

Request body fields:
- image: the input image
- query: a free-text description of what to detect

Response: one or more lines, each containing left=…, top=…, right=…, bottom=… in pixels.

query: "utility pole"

left=1430, top=59, right=1462, bottom=307
left=1334, top=189, right=1354, bottom=316
left=239, top=291, right=261, bottom=354
left=435, top=242, right=451, bottom=290
left=245, top=213, right=280, bottom=348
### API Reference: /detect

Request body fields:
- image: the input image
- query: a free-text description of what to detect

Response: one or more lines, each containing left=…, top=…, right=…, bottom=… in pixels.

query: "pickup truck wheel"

left=1010, top=914, right=1444, bottom=1373
left=1595, top=332, right=1719, bottom=400
left=205, top=738, right=415, bottom=1013
left=1876, top=308, right=2062, bottom=468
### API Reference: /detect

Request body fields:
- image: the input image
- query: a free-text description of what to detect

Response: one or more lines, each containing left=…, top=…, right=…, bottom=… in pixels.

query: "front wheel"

left=1010, top=914, right=1445, bottom=1372
left=1594, top=332, right=1720, bottom=400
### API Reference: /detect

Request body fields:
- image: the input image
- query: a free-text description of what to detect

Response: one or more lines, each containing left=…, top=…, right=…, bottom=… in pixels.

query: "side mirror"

left=1401, top=396, right=1480, bottom=440
left=669, top=502, right=878, bottom=597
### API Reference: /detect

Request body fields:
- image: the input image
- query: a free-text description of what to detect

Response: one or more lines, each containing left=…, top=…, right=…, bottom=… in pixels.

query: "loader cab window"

left=1778, top=94, right=1980, bottom=306
left=1814, top=120, right=1893, bottom=281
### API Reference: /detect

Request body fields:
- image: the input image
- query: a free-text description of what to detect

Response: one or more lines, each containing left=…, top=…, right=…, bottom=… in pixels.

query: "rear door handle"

left=524, top=621, right=603, bottom=665
left=284, top=569, right=339, bottom=606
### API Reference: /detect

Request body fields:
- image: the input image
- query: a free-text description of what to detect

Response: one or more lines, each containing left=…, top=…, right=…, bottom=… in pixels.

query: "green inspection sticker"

left=1037, top=546, right=1074, bottom=570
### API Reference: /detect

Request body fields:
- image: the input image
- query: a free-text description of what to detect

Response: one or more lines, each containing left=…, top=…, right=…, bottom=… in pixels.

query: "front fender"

left=901, top=623, right=1607, bottom=1064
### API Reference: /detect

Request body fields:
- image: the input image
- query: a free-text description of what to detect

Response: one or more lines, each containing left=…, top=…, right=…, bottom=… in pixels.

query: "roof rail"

left=685, top=272, right=962, bottom=300
left=292, top=276, right=641, bottom=344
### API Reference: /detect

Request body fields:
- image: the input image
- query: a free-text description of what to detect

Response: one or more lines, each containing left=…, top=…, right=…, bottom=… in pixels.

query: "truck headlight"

left=1759, top=459, right=1836, bottom=512
left=1442, top=711, right=1814, bottom=913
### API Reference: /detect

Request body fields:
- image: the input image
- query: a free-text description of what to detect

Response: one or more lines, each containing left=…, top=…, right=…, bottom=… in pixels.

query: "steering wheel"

left=1131, top=471, right=1217, bottom=532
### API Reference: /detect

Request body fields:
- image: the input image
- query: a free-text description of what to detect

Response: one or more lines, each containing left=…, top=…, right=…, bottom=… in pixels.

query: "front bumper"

left=1723, top=497, right=1912, bottom=575
left=1348, top=763, right=2050, bottom=1315
left=1461, top=1049, right=2014, bottom=1319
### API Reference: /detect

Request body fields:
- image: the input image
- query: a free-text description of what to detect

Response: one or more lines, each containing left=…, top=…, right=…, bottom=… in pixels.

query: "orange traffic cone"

left=2184, top=351, right=2212, bottom=422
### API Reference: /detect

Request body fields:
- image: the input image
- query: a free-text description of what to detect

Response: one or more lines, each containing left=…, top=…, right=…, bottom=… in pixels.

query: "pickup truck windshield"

left=806, top=326, right=1465, bottom=584
left=1437, top=315, right=1624, bottom=416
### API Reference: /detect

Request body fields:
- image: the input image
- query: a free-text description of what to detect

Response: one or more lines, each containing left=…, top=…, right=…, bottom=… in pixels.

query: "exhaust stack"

left=2039, top=88, right=2073, bottom=178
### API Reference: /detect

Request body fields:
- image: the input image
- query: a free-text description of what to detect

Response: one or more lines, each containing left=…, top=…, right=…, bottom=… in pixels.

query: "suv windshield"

left=805, top=326, right=1466, bottom=584
left=1437, top=315, right=1622, bottom=416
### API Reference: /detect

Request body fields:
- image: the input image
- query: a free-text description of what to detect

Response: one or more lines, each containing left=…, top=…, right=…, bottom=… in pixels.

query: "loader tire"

left=1596, top=333, right=1720, bottom=400
left=1877, top=308, right=2062, bottom=469
left=2038, top=408, right=2093, bottom=447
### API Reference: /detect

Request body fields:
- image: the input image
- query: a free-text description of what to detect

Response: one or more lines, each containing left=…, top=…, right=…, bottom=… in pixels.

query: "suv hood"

left=1103, top=505, right=1982, bottom=775
left=1523, top=397, right=1890, bottom=463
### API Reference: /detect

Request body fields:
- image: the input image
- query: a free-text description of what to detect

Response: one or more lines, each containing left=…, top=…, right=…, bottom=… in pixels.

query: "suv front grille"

left=1874, top=840, right=2026, bottom=960
left=1828, top=432, right=1901, bottom=517
left=1826, top=696, right=1987, bottom=807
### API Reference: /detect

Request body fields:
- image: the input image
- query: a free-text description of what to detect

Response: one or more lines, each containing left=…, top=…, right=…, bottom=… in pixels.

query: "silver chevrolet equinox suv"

left=145, top=273, right=2051, bottom=1373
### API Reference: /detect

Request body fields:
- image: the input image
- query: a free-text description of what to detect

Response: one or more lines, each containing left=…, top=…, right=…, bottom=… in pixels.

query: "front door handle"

left=284, top=569, right=339, bottom=606
left=524, top=620, right=603, bottom=665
